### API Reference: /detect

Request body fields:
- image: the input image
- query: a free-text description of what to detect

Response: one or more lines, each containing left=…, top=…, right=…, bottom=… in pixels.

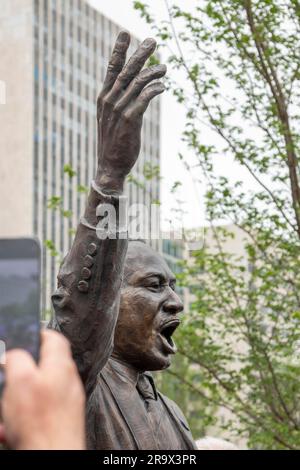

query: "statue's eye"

left=149, top=283, right=160, bottom=290
left=146, top=280, right=163, bottom=292
left=144, top=277, right=166, bottom=292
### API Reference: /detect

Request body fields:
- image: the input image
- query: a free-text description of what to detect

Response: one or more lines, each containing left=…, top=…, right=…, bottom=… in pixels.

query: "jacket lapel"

left=101, top=363, right=157, bottom=450
left=158, top=391, right=198, bottom=450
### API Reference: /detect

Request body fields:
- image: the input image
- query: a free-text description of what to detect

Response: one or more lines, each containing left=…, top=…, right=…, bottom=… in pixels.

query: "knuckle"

left=116, top=72, right=126, bottom=84
left=139, top=68, right=149, bottom=79
left=134, top=75, right=145, bottom=87
left=102, top=95, right=112, bottom=106
left=113, top=42, right=127, bottom=55
left=148, top=65, right=160, bottom=74
left=138, top=92, right=149, bottom=103
left=113, top=102, right=122, bottom=114
left=123, top=110, right=132, bottom=121
left=107, top=62, right=118, bottom=72
left=135, top=75, right=146, bottom=87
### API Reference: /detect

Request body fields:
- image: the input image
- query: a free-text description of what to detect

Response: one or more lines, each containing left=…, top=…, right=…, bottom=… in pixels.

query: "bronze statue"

left=49, top=31, right=197, bottom=450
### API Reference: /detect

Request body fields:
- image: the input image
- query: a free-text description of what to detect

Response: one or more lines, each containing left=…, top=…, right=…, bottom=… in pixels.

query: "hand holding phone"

left=0, top=330, right=85, bottom=450
left=0, top=238, right=41, bottom=394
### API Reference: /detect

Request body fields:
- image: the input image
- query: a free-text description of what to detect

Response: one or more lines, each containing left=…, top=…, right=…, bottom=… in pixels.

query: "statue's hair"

left=123, top=239, right=147, bottom=285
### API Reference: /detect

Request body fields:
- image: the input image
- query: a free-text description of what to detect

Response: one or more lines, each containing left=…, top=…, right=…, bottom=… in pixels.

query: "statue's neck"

left=110, top=353, right=144, bottom=382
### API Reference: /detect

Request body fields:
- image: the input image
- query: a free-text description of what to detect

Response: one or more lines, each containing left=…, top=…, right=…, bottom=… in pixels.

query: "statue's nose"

left=163, top=289, right=184, bottom=316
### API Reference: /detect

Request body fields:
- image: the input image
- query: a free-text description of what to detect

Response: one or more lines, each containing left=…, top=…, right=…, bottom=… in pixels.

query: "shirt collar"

left=109, top=357, right=139, bottom=386
left=109, top=358, right=158, bottom=400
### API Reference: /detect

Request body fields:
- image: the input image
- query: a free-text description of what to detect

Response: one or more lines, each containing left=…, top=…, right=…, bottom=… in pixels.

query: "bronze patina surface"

left=49, top=32, right=196, bottom=450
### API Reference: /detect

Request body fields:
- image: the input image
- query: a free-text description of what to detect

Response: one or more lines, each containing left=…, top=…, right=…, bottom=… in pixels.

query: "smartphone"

left=0, top=238, right=41, bottom=394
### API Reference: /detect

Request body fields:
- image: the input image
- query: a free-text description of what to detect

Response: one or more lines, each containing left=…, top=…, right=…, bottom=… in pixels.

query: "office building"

left=0, top=0, right=161, bottom=314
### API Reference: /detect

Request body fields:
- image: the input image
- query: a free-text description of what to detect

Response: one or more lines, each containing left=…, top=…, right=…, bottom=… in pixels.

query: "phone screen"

left=0, top=238, right=41, bottom=392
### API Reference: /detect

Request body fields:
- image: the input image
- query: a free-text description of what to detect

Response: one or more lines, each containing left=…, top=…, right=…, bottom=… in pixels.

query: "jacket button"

left=88, top=243, right=97, bottom=256
left=84, top=255, right=94, bottom=268
left=82, top=267, right=91, bottom=280
left=78, top=280, right=89, bottom=293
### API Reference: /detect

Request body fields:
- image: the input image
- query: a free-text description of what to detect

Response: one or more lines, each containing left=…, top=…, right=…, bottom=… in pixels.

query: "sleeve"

left=48, top=181, right=128, bottom=393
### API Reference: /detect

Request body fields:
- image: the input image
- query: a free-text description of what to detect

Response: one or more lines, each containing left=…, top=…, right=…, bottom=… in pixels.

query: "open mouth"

left=158, top=319, right=181, bottom=354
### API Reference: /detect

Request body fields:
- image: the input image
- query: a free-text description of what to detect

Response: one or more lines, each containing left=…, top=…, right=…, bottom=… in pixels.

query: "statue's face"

left=113, top=242, right=184, bottom=371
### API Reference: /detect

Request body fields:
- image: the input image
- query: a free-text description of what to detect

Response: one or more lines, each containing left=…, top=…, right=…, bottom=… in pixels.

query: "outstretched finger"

left=106, top=38, right=157, bottom=103
left=126, top=81, right=165, bottom=119
left=99, top=31, right=131, bottom=99
left=114, top=64, right=167, bottom=113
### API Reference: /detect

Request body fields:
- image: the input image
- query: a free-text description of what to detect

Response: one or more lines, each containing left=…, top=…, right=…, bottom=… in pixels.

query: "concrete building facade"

left=0, top=0, right=161, bottom=314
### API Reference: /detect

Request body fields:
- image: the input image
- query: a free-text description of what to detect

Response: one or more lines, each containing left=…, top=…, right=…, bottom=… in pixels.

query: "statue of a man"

left=49, top=32, right=197, bottom=450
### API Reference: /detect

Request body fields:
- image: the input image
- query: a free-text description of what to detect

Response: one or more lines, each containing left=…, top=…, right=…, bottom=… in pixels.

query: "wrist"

left=95, top=171, right=125, bottom=195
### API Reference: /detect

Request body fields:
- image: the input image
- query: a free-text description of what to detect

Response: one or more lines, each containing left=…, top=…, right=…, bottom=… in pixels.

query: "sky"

left=88, top=0, right=204, bottom=230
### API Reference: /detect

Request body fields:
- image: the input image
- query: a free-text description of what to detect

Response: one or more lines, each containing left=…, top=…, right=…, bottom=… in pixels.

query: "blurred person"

left=0, top=330, right=85, bottom=450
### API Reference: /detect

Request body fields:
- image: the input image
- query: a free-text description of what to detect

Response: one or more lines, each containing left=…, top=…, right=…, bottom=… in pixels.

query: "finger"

left=114, top=64, right=167, bottom=113
left=126, top=81, right=165, bottom=119
left=106, top=38, right=157, bottom=103
left=4, top=350, right=36, bottom=386
left=99, top=31, right=131, bottom=99
left=0, top=424, right=6, bottom=444
left=39, top=329, right=72, bottom=370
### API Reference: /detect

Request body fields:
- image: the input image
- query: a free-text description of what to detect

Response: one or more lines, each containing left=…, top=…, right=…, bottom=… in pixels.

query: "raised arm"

left=49, top=31, right=166, bottom=391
